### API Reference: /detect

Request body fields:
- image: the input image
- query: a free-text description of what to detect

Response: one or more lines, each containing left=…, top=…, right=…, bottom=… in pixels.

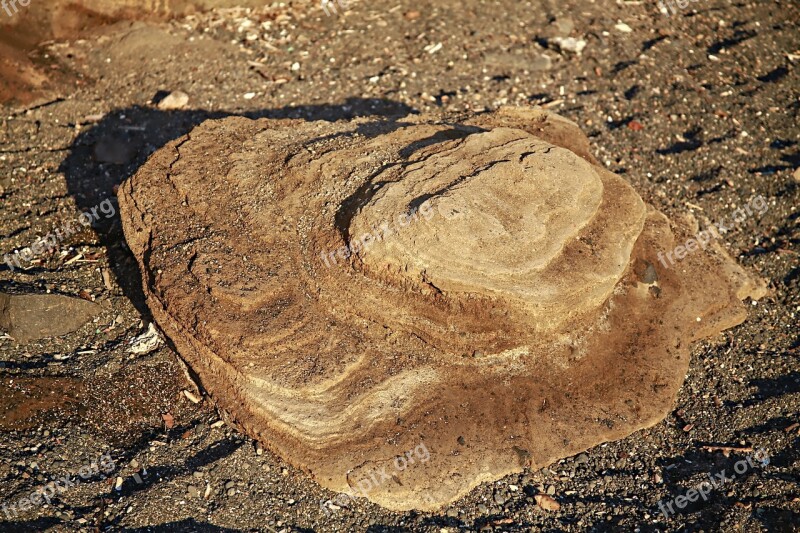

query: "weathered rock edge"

left=118, top=107, right=765, bottom=511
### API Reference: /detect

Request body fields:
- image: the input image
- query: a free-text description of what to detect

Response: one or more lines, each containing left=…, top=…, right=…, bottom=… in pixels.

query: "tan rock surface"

left=118, top=107, right=764, bottom=510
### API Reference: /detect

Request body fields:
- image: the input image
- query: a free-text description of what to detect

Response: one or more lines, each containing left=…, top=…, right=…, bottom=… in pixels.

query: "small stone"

left=227, top=488, right=236, bottom=496
left=531, top=55, right=552, bottom=71
left=477, top=503, right=489, bottom=513
left=535, top=494, right=561, bottom=511
left=575, top=453, right=590, bottom=464
left=0, top=293, right=100, bottom=343
left=614, top=22, right=633, bottom=33
left=493, top=492, right=506, bottom=505
left=794, top=168, right=800, bottom=183
left=188, top=485, right=200, bottom=498
left=193, top=471, right=203, bottom=479
left=552, top=17, right=574, bottom=37
left=225, top=481, right=235, bottom=489
left=551, top=37, right=587, bottom=55
left=546, top=485, right=556, bottom=495
left=156, top=91, right=189, bottom=110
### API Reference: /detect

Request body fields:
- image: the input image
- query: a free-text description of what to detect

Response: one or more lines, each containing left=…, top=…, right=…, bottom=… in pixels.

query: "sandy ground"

left=0, top=0, right=798, bottom=531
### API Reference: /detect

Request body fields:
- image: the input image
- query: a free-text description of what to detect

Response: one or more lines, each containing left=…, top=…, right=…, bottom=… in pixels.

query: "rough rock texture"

left=118, top=107, right=765, bottom=511
left=0, top=293, right=100, bottom=343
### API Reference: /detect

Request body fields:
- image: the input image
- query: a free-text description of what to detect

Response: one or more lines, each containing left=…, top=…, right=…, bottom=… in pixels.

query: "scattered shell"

left=128, top=323, right=164, bottom=355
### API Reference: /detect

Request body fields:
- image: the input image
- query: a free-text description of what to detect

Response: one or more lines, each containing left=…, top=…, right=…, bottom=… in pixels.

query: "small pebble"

left=156, top=90, right=189, bottom=110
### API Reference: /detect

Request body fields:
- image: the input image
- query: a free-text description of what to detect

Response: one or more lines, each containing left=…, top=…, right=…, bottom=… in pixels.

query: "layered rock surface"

left=118, top=107, right=765, bottom=510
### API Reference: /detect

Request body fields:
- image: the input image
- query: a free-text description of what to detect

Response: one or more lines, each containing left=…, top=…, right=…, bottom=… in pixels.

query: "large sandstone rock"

left=118, top=107, right=764, bottom=510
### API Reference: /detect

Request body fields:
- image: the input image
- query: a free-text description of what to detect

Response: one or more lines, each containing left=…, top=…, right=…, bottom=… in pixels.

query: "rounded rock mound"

left=119, top=107, right=764, bottom=510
